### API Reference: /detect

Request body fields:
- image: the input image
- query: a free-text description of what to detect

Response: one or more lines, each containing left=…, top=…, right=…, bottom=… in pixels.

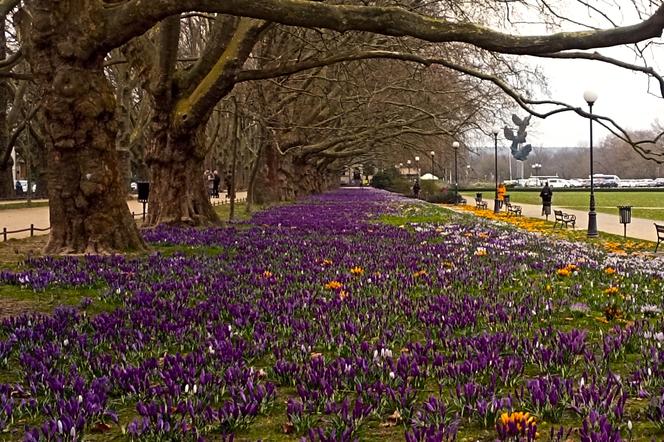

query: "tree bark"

left=0, top=12, right=12, bottom=199
left=144, top=116, right=219, bottom=227
left=252, top=143, right=338, bottom=204
left=0, top=160, right=12, bottom=197
left=18, top=1, right=145, bottom=254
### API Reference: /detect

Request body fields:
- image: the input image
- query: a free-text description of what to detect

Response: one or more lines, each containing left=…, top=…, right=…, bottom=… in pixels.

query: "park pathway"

left=461, top=193, right=660, bottom=243
left=0, top=192, right=247, bottom=241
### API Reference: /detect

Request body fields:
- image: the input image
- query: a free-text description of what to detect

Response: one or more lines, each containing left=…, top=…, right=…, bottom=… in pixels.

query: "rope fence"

left=2, top=197, right=247, bottom=242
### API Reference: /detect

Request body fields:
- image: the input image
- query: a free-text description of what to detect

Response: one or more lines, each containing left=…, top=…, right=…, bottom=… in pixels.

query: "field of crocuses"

left=1, top=188, right=664, bottom=441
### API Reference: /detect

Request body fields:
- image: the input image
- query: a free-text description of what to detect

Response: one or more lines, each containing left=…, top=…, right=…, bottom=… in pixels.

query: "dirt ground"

left=0, top=235, right=46, bottom=268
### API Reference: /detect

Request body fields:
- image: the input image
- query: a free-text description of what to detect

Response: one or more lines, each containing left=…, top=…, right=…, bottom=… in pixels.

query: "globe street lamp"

left=406, top=159, right=411, bottom=176
left=452, top=141, right=460, bottom=204
left=492, top=127, right=500, bottom=213
left=584, top=90, right=599, bottom=237
left=429, top=150, right=435, bottom=176
left=531, top=162, right=542, bottom=177
left=414, top=156, right=420, bottom=178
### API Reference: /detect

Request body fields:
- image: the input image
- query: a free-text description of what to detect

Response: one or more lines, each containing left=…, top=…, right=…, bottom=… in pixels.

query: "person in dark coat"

left=540, top=182, right=553, bottom=219
left=412, top=179, right=421, bottom=198
left=15, top=180, right=22, bottom=196
left=212, top=170, right=221, bottom=198
left=224, top=170, right=234, bottom=199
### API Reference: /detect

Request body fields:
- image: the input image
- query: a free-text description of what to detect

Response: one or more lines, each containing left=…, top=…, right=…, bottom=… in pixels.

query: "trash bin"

left=476, top=192, right=482, bottom=200
left=618, top=205, right=632, bottom=238
left=137, top=182, right=150, bottom=203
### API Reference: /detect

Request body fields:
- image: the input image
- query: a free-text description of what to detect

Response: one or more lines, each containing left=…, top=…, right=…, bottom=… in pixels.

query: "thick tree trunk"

left=0, top=161, right=12, bottom=197
left=253, top=144, right=338, bottom=204
left=18, top=2, right=146, bottom=254
left=253, top=143, right=290, bottom=204
left=145, top=119, right=219, bottom=227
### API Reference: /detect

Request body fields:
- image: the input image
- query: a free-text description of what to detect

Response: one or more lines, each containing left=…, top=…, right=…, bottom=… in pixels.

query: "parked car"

left=547, top=178, right=570, bottom=188
left=130, top=181, right=138, bottom=191
left=592, top=174, right=620, bottom=188
left=17, top=180, right=36, bottom=193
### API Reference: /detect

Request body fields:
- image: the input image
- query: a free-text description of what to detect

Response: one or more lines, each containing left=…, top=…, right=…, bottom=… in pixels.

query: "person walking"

left=497, top=182, right=507, bottom=210
left=412, top=179, right=421, bottom=198
left=540, top=181, right=553, bottom=220
left=224, top=170, right=234, bottom=199
left=212, top=170, right=221, bottom=198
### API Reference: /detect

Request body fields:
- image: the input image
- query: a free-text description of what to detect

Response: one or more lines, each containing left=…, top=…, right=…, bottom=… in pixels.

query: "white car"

left=130, top=182, right=138, bottom=191
left=17, top=180, right=36, bottom=193
left=547, top=178, right=570, bottom=188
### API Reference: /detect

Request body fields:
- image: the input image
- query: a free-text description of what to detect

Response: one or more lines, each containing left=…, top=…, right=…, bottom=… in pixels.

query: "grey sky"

left=527, top=50, right=664, bottom=148
left=501, top=1, right=664, bottom=149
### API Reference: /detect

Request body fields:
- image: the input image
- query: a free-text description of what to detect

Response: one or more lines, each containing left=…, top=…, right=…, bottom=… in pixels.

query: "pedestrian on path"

left=497, top=182, right=506, bottom=210
left=212, top=170, right=221, bottom=198
left=412, top=179, right=421, bottom=198
left=540, top=182, right=553, bottom=220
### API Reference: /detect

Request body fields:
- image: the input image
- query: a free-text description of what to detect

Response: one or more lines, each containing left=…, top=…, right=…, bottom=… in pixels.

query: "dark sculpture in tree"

left=504, top=114, right=533, bottom=161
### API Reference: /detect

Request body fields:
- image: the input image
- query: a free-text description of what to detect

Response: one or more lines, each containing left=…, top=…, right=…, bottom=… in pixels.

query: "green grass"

left=493, top=190, right=664, bottom=220
left=378, top=203, right=455, bottom=226
left=213, top=201, right=273, bottom=223
left=0, top=201, right=49, bottom=211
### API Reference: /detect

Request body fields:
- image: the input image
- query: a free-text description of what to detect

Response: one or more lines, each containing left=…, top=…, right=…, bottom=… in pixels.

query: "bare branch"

left=103, top=1, right=664, bottom=57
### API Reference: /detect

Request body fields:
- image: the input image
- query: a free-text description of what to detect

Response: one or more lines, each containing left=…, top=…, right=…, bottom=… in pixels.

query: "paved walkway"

left=0, top=199, right=49, bottom=206
left=0, top=193, right=247, bottom=241
left=462, top=193, right=660, bottom=242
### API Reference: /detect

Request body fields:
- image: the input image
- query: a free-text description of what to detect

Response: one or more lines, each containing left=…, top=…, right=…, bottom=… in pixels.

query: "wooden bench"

left=475, top=197, right=487, bottom=210
left=655, top=223, right=664, bottom=252
left=505, top=202, right=522, bottom=216
left=553, top=209, right=576, bottom=229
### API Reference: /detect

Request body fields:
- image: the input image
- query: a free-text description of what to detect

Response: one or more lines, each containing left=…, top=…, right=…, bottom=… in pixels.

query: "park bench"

left=655, top=223, right=664, bottom=252
left=475, top=196, right=487, bottom=210
left=505, top=202, right=522, bottom=216
left=553, top=209, right=576, bottom=229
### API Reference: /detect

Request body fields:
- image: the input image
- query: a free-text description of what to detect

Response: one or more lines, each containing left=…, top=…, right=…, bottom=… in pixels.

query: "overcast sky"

left=524, top=50, right=664, bottom=148
left=498, top=1, right=664, bottom=149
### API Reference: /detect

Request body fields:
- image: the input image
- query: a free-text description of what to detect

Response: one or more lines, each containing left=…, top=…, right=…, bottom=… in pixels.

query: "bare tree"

left=13, top=0, right=664, bottom=252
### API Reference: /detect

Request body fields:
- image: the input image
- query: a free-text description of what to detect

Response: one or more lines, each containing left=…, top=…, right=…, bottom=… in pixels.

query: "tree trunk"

left=253, top=142, right=290, bottom=204
left=253, top=143, right=338, bottom=204
left=0, top=160, right=12, bottom=197
left=18, top=2, right=146, bottom=254
left=145, top=118, right=219, bottom=227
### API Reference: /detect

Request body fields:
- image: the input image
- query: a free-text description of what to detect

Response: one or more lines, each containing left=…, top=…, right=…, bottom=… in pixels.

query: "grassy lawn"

left=497, top=190, right=664, bottom=220
left=0, top=200, right=49, bottom=211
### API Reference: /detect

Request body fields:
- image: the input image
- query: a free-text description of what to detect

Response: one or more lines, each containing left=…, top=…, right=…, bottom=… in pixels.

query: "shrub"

left=426, top=187, right=463, bottom=204
left=371, top=170, right=412, bottom=195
